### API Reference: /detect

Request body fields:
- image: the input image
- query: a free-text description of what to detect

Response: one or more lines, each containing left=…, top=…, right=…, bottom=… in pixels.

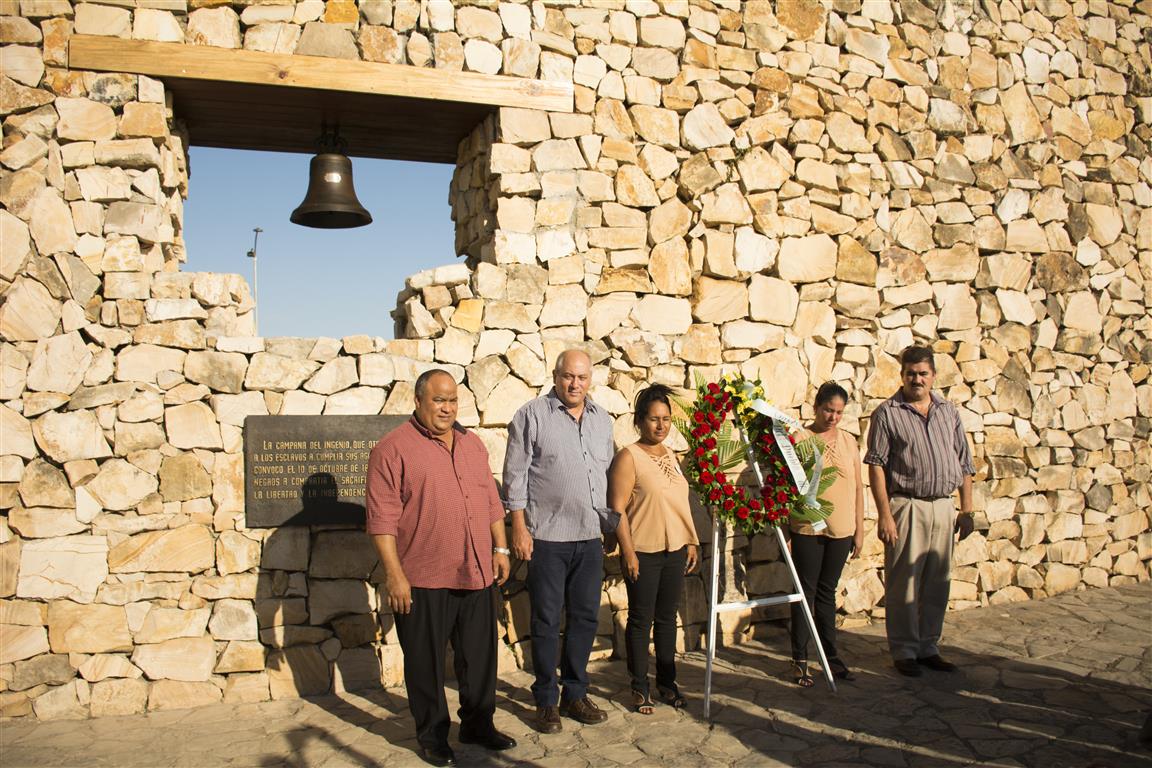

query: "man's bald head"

left=552, top=349, right=592, bottom=410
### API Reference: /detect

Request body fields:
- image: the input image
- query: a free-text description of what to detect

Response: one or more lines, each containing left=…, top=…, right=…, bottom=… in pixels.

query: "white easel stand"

left=702, top=436, right=836, bottom=721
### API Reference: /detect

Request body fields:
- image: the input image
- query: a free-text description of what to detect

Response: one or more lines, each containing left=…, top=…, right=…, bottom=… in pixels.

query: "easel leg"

left=703, top=513, right=721, bottom=721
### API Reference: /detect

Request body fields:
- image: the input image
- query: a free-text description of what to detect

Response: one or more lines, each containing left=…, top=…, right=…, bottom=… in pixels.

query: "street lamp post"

left=247, top=227, right=262, bottom=335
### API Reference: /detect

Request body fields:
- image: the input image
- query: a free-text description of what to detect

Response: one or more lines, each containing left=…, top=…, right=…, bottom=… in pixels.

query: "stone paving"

left=3, top=584, right=1150, bottom=768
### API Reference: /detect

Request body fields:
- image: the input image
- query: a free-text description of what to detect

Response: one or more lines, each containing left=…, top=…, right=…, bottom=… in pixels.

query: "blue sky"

left=182, top=147, right=457, bottom=339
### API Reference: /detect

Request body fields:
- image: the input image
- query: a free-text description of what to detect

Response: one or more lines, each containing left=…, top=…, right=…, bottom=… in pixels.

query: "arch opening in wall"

left=68, top=35, right=574, bottom=339
left=182, top=147, right=456, bottom=339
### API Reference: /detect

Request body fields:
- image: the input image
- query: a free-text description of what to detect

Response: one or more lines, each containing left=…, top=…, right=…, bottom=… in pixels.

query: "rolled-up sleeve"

left=365, top=443, right=403, bottom=535
left=864, top=407, right=890, bottom=466
left=953, top=413, right=975, bottom=476
left=502, top=406, right=532, bottom=511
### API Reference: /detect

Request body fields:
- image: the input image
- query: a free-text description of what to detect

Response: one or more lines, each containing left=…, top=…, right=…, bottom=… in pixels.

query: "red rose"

left=722, top=484, right=734, bottom=496
left=708, top=382, right=720, bottom=394
left=736, top=506, right=749, bottom=519
left=715, top=471, right=727, bottom=484
left=695, top=446, right=706, bottom=458
left=699, top=470, right=713, bottom=484
left=776, top=491, right=788, bottom=503
left=709, top=489, right=721, bottom=502
left=704, top=437, right=716, bottom=450
left=723, top=498, right=735, bottom=511
left=749, top=499, right=762, bottom=510
left=694, top=412, right=706, bottom=424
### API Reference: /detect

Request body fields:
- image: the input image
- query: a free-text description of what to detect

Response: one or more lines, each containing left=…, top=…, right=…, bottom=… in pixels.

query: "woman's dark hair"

left=634, top=383, right=675, bottom=427
left=814, top=381, right=849, bottom=408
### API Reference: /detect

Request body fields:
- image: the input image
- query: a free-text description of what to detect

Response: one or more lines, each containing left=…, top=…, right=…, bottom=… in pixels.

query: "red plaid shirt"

left=365, top=417, right=505, bottom=589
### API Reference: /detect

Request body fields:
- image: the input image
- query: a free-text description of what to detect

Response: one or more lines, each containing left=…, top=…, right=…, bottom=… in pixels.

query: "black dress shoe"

left=459, top=727, right=517, bottom=751
left=419, top=745, right=456, bottom=766
left=894, top=658, right=923, bottom=677
left=917, top=654, right=958, bottom=672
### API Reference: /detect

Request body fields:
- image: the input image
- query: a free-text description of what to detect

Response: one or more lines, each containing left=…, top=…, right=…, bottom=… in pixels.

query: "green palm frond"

left=817, top=465, right=839, bottom=496
left=712, top=423, right=747, bottom=472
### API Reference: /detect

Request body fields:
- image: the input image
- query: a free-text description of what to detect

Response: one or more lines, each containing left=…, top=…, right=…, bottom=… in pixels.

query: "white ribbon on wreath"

left=741, top=382, right=829, bottom=531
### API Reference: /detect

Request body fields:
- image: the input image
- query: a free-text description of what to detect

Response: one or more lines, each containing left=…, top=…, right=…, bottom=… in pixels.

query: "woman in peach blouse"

left=789, top=382, right=865, bottom=687
left=607, top=384, right=699, bottom=714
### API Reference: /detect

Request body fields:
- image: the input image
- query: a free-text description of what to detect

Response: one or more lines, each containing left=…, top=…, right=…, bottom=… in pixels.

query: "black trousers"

left=393, top=584, right=497, bottom=749
left=624, top=547, right=687, bottom=695
left=789, top=533, right=853, bottom=662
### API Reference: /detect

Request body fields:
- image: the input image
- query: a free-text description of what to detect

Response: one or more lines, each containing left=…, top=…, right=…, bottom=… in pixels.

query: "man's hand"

left=685, top=545, right=699, bottom=574
left=877, top=514, right=899, bottom=546
left=492, top=552, right=511, bottom=586
left=623, top=551, right=640, bottom=582
left=386, top=570, right=413, bottom=614
left=602, top=532, right=618, bottom=555
left=955, top=513, right=974, bottom=541
left=510, top=517, right=534, bottom=561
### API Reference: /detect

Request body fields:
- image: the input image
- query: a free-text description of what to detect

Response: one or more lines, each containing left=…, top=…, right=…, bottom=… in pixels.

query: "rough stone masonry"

left=0, top=0, right=1148, bottom=721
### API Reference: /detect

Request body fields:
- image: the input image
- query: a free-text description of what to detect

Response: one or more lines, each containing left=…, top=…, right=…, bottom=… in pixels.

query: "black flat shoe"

left=459, top=727, right=517, bottom=751
left=419, top=745, right=456, bottom=766
left=827, top=657, right=856, bottom=681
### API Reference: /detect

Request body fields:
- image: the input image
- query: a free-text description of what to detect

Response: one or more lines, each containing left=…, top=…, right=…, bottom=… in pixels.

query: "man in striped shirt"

left=503, top=349, right=615, bottom=734
left=865, top=345, right=976, bottom=678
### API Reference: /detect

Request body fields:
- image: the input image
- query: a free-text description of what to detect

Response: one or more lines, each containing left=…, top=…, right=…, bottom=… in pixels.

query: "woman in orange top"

left=608, top=384, right=700, bottom=714
left=789, top=382, right=865, bottom=687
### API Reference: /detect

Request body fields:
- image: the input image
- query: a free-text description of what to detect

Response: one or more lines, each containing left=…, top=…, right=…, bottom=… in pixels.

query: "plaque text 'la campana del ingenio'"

left=243, top=415, right=407, bottom=527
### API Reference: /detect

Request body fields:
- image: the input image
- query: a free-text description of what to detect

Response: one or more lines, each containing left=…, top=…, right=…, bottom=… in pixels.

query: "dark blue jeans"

left=527, top=538, right=604, bottom=707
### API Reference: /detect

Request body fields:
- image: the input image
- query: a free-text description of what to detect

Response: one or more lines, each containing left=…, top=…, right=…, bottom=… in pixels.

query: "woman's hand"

left=851, top=531, right=864, bottom=558
left=623, top=551, right=640, bottom=582
left=685, top=545, right=699, bottom=574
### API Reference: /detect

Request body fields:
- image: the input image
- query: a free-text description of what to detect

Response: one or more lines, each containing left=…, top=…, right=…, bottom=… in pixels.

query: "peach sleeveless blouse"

left=789, top=427, right=860, bottom=539
left=623, top=443, right=700, bottom=553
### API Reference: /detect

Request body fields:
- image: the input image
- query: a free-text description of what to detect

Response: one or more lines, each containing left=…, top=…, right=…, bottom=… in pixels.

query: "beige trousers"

left=884, top=496, right=954, bottom=661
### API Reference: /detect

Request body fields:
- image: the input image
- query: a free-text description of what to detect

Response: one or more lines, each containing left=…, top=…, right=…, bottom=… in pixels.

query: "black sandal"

left=657, top=685, right=686, bottom=709
left=631, top=689, right=654, bottom=714
left=792, top=661, right=815, bottom=688
left=827, top=657, right=856, bottom=681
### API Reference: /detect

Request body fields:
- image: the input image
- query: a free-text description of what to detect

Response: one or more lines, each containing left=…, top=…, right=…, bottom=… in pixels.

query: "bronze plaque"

left=243, top=415, right=408, bottom=527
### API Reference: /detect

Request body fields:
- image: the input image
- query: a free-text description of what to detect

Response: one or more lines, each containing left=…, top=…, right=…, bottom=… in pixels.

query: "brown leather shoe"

left=560, top=696, right=608, bottom=724
left=533, top=705, right=561, bottom=734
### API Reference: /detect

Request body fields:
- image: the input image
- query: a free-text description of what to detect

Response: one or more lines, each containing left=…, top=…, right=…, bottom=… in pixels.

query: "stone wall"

left=1, top=0, right=1150, bottom=721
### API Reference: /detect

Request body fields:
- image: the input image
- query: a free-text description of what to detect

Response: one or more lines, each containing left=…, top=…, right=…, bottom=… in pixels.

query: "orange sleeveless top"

left=622, top=443, right=700, bottom=553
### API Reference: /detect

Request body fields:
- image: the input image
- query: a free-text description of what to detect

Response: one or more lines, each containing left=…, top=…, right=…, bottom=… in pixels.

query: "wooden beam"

left=68, top=35, right=573, bottom=113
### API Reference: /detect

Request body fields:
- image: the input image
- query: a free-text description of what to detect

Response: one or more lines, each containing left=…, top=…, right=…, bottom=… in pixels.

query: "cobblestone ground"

left=3, top=584, right=1149, bottom=768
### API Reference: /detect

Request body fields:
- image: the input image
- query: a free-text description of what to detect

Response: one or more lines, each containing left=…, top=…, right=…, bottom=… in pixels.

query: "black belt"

left=894, top=494, right=947, bottom=502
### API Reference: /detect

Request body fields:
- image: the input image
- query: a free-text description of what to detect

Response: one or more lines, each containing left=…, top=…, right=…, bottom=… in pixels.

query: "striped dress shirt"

left=864, top=390, right=975, bottom=499
left=502, top=389, right=614, bottom=542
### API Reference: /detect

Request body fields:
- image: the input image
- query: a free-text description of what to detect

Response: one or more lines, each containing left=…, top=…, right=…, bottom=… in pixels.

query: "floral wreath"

left=676, top=374, right=837, bottom=537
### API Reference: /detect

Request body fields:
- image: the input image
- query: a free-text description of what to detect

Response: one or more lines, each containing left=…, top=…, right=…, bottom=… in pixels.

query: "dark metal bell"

left=290, top=152, right=373, bottom=229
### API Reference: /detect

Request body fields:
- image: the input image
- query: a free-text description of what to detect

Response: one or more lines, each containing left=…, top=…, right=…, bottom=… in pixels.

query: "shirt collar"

left=546, top=387, right=599, bottom=413
left=893, top=389, right=945, bottom=409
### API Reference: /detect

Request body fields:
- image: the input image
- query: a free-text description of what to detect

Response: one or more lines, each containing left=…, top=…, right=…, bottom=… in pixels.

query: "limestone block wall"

left=1, top=0, right=1150, bottom=721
